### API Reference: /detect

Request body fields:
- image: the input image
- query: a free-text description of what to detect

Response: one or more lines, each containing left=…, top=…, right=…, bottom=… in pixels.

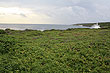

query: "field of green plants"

left=0, top=28, right=110, bottom=73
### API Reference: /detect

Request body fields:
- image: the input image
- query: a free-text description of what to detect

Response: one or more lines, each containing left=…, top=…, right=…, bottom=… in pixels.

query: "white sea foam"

left=91, top=23, right=101, bottom=29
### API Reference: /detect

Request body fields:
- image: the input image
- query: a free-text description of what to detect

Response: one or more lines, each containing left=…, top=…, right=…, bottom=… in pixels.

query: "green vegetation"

left=0, top=28, right=110, bottom=73
left=99, top=22, right=110, bottom=28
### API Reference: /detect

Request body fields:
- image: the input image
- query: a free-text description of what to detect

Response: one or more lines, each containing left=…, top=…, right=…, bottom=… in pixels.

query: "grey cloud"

left=0, top=0, right=110, bottom=24
left=0, top=13, right=6, bottom=15
left=11, top=13, right=27, bottom=17
left=12, top=13, right=27, bottom=17
left=19, top=13, right=27, bottom=17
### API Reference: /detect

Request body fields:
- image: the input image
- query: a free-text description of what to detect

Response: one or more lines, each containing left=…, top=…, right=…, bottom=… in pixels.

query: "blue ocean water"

left=0, top=24, right=89, bottom=31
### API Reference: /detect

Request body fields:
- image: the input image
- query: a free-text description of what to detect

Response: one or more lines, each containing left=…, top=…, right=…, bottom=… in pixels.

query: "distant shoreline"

left=74, top=22, right=110, bottom=28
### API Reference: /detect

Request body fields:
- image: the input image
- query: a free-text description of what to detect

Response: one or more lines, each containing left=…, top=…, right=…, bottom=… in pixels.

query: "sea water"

left=0, top=24, right=89, bottom=31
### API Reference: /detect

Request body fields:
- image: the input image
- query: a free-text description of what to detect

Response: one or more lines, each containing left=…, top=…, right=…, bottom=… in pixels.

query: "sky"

left=0, top=0, right=110, bottom=24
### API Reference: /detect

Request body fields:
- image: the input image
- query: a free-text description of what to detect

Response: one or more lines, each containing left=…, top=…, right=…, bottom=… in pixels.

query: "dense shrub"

left=0, top=29, right=110, bottom=72
left=0, top=36, right=17, bottom=54
left=0, top=30, right=6, bottom=34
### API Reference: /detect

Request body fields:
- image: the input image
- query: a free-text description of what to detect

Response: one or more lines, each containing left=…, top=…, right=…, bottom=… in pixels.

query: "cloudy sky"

left=0, top=0, right=110, bottom=24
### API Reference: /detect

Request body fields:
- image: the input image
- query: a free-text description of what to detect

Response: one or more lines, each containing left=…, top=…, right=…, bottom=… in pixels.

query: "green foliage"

left=0, top=29, right=110, bottom=73
left=0, top=35, right=17, bottom=54
left=0, top=30, right=6, bottom=34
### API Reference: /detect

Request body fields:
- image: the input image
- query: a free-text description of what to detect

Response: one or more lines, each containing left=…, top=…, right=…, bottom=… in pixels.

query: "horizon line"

left=0, top=21, right=110, bottom=25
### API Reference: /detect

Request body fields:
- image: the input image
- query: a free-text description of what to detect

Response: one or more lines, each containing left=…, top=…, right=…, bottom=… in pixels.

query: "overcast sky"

left=0, top=0, right=110, bottom=24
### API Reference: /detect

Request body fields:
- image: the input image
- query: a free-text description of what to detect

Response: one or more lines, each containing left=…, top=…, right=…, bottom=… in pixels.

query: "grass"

left=0, top=28, right=110, bottom=73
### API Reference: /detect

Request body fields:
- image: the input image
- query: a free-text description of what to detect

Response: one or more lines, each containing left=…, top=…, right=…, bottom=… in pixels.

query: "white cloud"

left=0, top=7, right=52, bottom=24
left=0, top=0, right=110, bottom=24
left=0, top=7, right=32, bottom=17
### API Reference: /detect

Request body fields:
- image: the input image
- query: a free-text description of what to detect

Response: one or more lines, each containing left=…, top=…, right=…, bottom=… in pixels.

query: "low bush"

left=0, top=30, right=6, bottom=34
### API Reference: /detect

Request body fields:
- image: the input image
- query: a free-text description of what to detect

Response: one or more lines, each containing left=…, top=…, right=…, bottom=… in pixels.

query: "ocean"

left=0, top=24, right=89, bottom=31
